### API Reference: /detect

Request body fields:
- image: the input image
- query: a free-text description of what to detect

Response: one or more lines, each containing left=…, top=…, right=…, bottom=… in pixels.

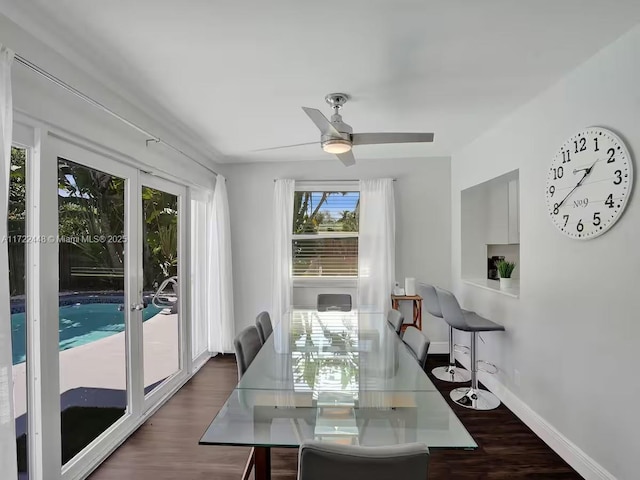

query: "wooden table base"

left=391, top=294, right=423, bottom=331
left=254, top=446, right=271, bottom=480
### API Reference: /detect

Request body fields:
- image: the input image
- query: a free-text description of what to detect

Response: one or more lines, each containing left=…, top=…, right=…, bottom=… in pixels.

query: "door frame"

left=40, top=136, right=192, bottom=480
left=10, top=108, right=205, bottom=480
left=52, top=137, right=140, bottom=480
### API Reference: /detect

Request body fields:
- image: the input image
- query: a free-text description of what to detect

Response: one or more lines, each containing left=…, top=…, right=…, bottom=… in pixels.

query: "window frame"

left=292, top=181, right=359, bottom=287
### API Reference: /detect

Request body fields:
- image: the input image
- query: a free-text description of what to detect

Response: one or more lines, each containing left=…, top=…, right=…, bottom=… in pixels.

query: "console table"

left=390, top=294, right=423, bottom=331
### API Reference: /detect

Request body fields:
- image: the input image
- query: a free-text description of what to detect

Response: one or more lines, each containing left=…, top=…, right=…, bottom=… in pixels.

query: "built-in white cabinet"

left=508, top=178, right=519, bottom=244
left=486, top=176, right=519, bottom=245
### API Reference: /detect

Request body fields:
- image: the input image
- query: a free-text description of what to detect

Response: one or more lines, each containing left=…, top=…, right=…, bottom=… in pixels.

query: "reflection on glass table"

left=237, top=309, right=438, bottom=392
left=200, top=389, right=477, bottom=449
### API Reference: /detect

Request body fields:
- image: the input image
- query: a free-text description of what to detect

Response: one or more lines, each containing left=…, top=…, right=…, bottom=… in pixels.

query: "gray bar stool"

left=419, top=283, right=470, bottom=383
left=435, top=287, right=505, bottom=410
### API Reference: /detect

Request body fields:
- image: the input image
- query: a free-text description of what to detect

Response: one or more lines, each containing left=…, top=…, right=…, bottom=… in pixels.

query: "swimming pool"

left=11, top=301, right=162, bottom=365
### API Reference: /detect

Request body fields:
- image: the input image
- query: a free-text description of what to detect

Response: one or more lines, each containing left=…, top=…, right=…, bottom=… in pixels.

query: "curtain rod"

left=14, top=54, right=219, bottom=177
left=273, top=178, right=397, bottom=182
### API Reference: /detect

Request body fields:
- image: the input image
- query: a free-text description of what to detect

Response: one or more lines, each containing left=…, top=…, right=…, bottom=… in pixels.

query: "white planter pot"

left=499, top=277, right=513, bottom=290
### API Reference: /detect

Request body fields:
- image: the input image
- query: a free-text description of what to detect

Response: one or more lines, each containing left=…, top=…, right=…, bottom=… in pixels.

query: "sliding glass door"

left=139, top=176, right=186, bottom=403
left=56, top=146, right=136, bottom=470
left=48, top=140, right=189, bottom=477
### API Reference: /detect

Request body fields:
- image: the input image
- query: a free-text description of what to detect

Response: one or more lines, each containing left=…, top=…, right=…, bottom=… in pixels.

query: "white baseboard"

left=455, top=353, right=616, bottom=480
left=428, top=341, right=449, bottom=355
left=192, top=350, right=215, bottom=373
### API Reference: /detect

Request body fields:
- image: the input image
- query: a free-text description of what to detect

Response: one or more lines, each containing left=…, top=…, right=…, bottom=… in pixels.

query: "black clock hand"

left=556, top=161, right=597, bottom=209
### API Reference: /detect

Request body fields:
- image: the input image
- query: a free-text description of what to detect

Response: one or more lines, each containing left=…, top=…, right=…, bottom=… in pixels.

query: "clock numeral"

left=607, top=148, right=615, bottom=163
left=548, top=185, right=555, bottom=197
left=562, top=150, right=571, bottom=163
left=553, top=203, right=559, bottom=215
left=573, top=138, right=586, bottom=154
left=593, top=212, right=601, bottom=226
left=553, top=166, right=564, bottom=179
left=563, top=214, right=569, bottom=227
left=613, top=169, right=622, bottom=185
left=576, top=219, right=584, bottom=232
left=605, top=194, right=614, bottom=208
left=594, top=137, right=599, bottom=152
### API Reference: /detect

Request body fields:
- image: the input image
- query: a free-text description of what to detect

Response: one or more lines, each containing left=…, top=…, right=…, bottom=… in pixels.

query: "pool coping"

left=10, top=290, right=156, bottom=314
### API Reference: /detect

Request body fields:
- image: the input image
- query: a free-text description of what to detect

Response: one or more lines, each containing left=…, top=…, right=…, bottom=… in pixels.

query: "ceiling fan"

left=255, top=93, right=434, bottom=166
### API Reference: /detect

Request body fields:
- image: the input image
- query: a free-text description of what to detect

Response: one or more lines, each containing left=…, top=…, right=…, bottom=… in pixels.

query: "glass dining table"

left=200, top=308, right=477, bottom=479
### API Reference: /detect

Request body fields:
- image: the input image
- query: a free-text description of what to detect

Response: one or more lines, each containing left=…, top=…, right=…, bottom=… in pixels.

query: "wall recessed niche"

left=461, top=170, right=520, bottom=298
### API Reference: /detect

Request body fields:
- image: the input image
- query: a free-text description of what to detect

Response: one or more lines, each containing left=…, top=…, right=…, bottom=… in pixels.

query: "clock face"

left=546, top=127, right=633, bottom=239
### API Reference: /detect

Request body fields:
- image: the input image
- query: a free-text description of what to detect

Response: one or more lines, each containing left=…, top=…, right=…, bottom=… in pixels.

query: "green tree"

left=293, top=192, right=359, bottom=233
left=142, top=187, right=178, bottom=287
left=8, top=148, right=27, bottom=295
left=57, top=160, right=178, bottom=291
left=8, top=148, right=26, bottom=234
left=339, top=199, right=359, bottom=232
left=58, top=159, right=125, bottom=270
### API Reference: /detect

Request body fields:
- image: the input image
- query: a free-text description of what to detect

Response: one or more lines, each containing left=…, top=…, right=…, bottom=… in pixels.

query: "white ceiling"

left=5, top=0, right=640, bottom=164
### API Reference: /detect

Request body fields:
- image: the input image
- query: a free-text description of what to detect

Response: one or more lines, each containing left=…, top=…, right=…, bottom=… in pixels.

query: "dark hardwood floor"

left=89, top=354, right=582, bottom=480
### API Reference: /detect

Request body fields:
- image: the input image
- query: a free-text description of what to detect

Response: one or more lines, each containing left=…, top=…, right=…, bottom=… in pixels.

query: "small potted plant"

left=496, top=259, right=516, bottom=290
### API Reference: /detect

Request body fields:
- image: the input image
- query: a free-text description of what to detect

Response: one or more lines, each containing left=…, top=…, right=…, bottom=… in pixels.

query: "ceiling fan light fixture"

left=322, top=138, right=352, bottom=154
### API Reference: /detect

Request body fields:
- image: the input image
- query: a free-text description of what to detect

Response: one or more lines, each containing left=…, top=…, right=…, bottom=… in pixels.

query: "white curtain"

left=358, top=178, right=396, bottom=314
left=0, top=44, right=17, bottom=480
left=207, top=175, right=235, bottom=353
left=190, top=194, right=209, bottom=360
left=271, top=179, right=294, bottom=328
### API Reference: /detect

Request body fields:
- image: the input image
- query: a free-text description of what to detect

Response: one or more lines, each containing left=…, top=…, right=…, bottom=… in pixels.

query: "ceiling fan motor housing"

left=323, top=93, right=353, bottom=144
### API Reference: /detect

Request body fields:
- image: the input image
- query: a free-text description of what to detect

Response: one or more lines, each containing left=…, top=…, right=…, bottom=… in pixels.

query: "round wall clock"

left=545, top=127, right=633, bottom=239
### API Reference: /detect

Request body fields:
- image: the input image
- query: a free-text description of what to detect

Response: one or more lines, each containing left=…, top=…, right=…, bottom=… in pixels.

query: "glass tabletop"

left=237, top=309, right=438, bottom=392
left=199, top=388, right=477, bottom=449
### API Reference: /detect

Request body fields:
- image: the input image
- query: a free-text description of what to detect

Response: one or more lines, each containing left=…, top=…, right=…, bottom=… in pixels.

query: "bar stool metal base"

left=450, top=387, right=501, bottom=410
left=431, top=365, right=471, bottom=383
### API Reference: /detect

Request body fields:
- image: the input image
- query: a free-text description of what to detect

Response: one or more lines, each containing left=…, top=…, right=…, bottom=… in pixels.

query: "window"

left=292, top=190, right=359, bottom=277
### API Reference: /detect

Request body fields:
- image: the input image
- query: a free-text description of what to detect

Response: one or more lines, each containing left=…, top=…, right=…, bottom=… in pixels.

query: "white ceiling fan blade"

left=252, top=141, right=319, bottom=152
left=336, top=150, right=356, bottom=167
left=302, top=107, right=342, bottom=137
left=351, top=132, right=434, bottom=145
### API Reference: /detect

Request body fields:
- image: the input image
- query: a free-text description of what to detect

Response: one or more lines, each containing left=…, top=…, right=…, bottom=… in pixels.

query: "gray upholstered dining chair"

left=255, top=311, right=273, bottom=344
left=386, top=308, right=404, bottom=335
left=436, top=287, right=505, bottom=411
left=233, top=325, right=262, bottom=381
left=297, top=441, right=429, bottom=480
left=233, top=325, right=263, bottom=480
left=402, top=326, right=430, bottom=371
left=317, top=293, right=352, bottom=312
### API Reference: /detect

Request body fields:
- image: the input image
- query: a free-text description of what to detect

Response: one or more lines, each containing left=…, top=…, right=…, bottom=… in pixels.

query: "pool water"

left=11, top=303, right=162, bottom=365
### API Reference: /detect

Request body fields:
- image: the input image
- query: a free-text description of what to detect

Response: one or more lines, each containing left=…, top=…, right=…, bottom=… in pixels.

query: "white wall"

left=225, top=157, right=452, bottom=350
left=451, top=26, right=640, bottom=480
